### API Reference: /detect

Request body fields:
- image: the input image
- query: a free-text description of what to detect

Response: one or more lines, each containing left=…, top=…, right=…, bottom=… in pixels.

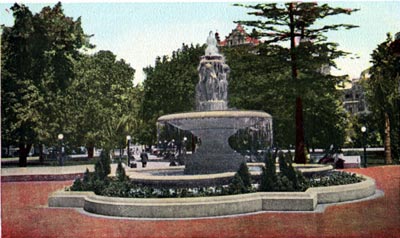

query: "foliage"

left=1, top=3, right=140, bottom=164
left=70, top=169, right=363, bottom=198
left=116, top=161, right=128, bottom=182
left=365, top=34, right=400, bottom=164
left=277, top=151, right=307, bottom=191
left=307, top=171, right=364, bottom=187
left=94, top=149, right=111, bottom=180
left=228, top=174, right=247, bottom=194
left=70, top=51, right=137, bottom=152
left=237, top=162, right=252, bottom=189
left=1, top=2, right=91, bottom=166
left=139, top=44, right=204, bottom=145
left=223, top=41, right=348, bottom=151
left=234, top=2, right=358, bottom=163
left=260, top=151, right=277, bottom=191
left=228, top=162, right=253, bottom=194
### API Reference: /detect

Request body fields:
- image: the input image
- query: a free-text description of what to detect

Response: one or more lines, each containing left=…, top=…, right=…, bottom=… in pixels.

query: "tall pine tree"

left=234, top=2, right=358, bottom=163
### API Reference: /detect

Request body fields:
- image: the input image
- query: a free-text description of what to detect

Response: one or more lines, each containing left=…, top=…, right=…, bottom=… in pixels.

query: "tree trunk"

left=18, top=143, right=32, bottom=167
left=384, top=112, right=393, bottom=164
left=295, top=96, right=306, bottom=164
left=87, top=145, right=94, bottom=159
left=288, top=3, right=306, bottom=164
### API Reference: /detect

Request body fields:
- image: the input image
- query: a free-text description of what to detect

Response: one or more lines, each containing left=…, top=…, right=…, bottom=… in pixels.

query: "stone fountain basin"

left=158, top=110, right=273, bottom=174
left=157, top=110, right=272, bottom=130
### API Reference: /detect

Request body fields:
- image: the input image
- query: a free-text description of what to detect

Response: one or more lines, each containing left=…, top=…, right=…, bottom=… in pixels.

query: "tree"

left=70, top=51, right=136, bottom=156
left=234, top=2, right=358, bottom=163
left=1, top=2, right=90, bottom=166
left=366, top=34, right=400, bottom=164
left=1, top=4, right=40, bottom=167
left=139, top=44, right=204, bottom=145
left=223, top=42, right=348, bottom=151
left=32, top=2, right=91, bottom=161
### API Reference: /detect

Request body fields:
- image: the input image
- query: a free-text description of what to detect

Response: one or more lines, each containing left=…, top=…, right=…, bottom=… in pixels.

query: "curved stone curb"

left=48, top=174, right=376, bottom=218
left=308, top=174, right=376, bottom=204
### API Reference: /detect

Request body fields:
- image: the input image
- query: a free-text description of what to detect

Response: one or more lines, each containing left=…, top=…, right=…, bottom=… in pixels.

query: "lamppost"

left=361, top=126, right=367, bottom=168
left=126, top=135, right=131, bottom=166
left=58, top=133, right=64, bottom=166
left=182, top=137, right=188, bottom=155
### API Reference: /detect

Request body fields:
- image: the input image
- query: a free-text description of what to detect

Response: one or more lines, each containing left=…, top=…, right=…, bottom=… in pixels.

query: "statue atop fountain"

left=196, top=31, right=229, bottom=111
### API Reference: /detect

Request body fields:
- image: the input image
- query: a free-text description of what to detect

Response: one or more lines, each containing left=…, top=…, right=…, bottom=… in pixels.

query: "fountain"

left=158, top=31, right=273, bottom=174
left=48, top=31, right=378, bottom=219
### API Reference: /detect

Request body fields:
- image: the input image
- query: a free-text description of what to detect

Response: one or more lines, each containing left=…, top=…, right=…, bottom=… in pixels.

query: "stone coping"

left=157, top=110, right=272, bottom=122
left=48, top=174, right=376, bottom=218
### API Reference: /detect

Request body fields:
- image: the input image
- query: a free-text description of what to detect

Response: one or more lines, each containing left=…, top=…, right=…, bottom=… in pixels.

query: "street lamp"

left=361, top=126, right=367, bottom=168
left=126, top=135, right=131, bottom=166
left=183, top=137, right=188, bottom=155
left=58, top=133, right=64, bottom=166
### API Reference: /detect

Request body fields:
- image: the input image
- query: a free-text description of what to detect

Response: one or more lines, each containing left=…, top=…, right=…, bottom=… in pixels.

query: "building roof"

left=219, top=24, right=260, bottom=47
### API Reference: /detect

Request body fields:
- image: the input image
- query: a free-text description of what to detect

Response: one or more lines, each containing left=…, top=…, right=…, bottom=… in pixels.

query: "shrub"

left=229, top=173, right=246, bottom=194
left=307, top=171, right=365, bottom=187
left=70, top=178, right=83, bottom=191
left=116, top=161, right=127, bottom=182
left=277, top=151, right=306, bottom=191
left=237, top=162, right=252, bottom=189
left=260, top=151, right=278, bottom=191
left=101, top=180, right=131, bottom=197
left=94, top=149, right=111, bottom=180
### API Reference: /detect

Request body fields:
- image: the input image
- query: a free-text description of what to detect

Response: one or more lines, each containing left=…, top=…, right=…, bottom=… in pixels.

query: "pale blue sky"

left=1, top=1, right=399, bottom=84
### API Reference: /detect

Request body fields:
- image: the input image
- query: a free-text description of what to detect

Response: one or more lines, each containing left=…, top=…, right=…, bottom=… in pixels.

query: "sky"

left=1, top=1, right=399, bottom=85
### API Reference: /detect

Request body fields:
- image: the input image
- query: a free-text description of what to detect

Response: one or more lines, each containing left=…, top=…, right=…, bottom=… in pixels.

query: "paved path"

left=1, top=166, right=400, bottom=238
left=1, top=160, right=170, bottom=177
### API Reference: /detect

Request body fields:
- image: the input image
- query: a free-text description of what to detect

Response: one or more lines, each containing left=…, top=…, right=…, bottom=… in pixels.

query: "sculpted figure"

left=196, top=64, right=207, bottom=102
left=204, top=63, right=218, bottom=100
left=218, top=64, right=229, bottom=101
left=205, top=31, right=219, bottom=56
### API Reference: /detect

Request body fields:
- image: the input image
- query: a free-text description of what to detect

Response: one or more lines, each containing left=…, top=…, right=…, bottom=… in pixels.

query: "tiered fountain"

left=158, top=31, right=273, bottom=174
left=49, top=32, right=377, bottom=219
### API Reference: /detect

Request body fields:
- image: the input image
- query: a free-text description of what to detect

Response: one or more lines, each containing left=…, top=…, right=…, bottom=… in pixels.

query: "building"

left=218, top=24, right=260, bottom=47
left=342, top=78, right=369, bottom=115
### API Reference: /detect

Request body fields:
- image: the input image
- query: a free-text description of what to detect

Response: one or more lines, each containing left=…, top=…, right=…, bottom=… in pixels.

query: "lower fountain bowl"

left=157, top=110, right=273, bottom=174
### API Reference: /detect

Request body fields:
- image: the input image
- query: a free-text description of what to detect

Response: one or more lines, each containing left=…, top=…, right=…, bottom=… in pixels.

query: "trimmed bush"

left=229, top=173, right=246, bottom=194
left=260, top=151, right=278, bottom=191
left=116, top=161, right=127, bottom=182
left=94, top=149, right=111, bottom=180
left=237, top=162, right=252, bottom=189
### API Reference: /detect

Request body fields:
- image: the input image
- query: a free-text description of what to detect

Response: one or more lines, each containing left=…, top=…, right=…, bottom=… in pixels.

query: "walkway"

left=1, top=158, right=170, bottom=182
left=1, top=166, right=399, bottom=238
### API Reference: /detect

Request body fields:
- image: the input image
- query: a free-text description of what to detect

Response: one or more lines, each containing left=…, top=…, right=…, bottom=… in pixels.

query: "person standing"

left=140, top=151, right=148, bottom=168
